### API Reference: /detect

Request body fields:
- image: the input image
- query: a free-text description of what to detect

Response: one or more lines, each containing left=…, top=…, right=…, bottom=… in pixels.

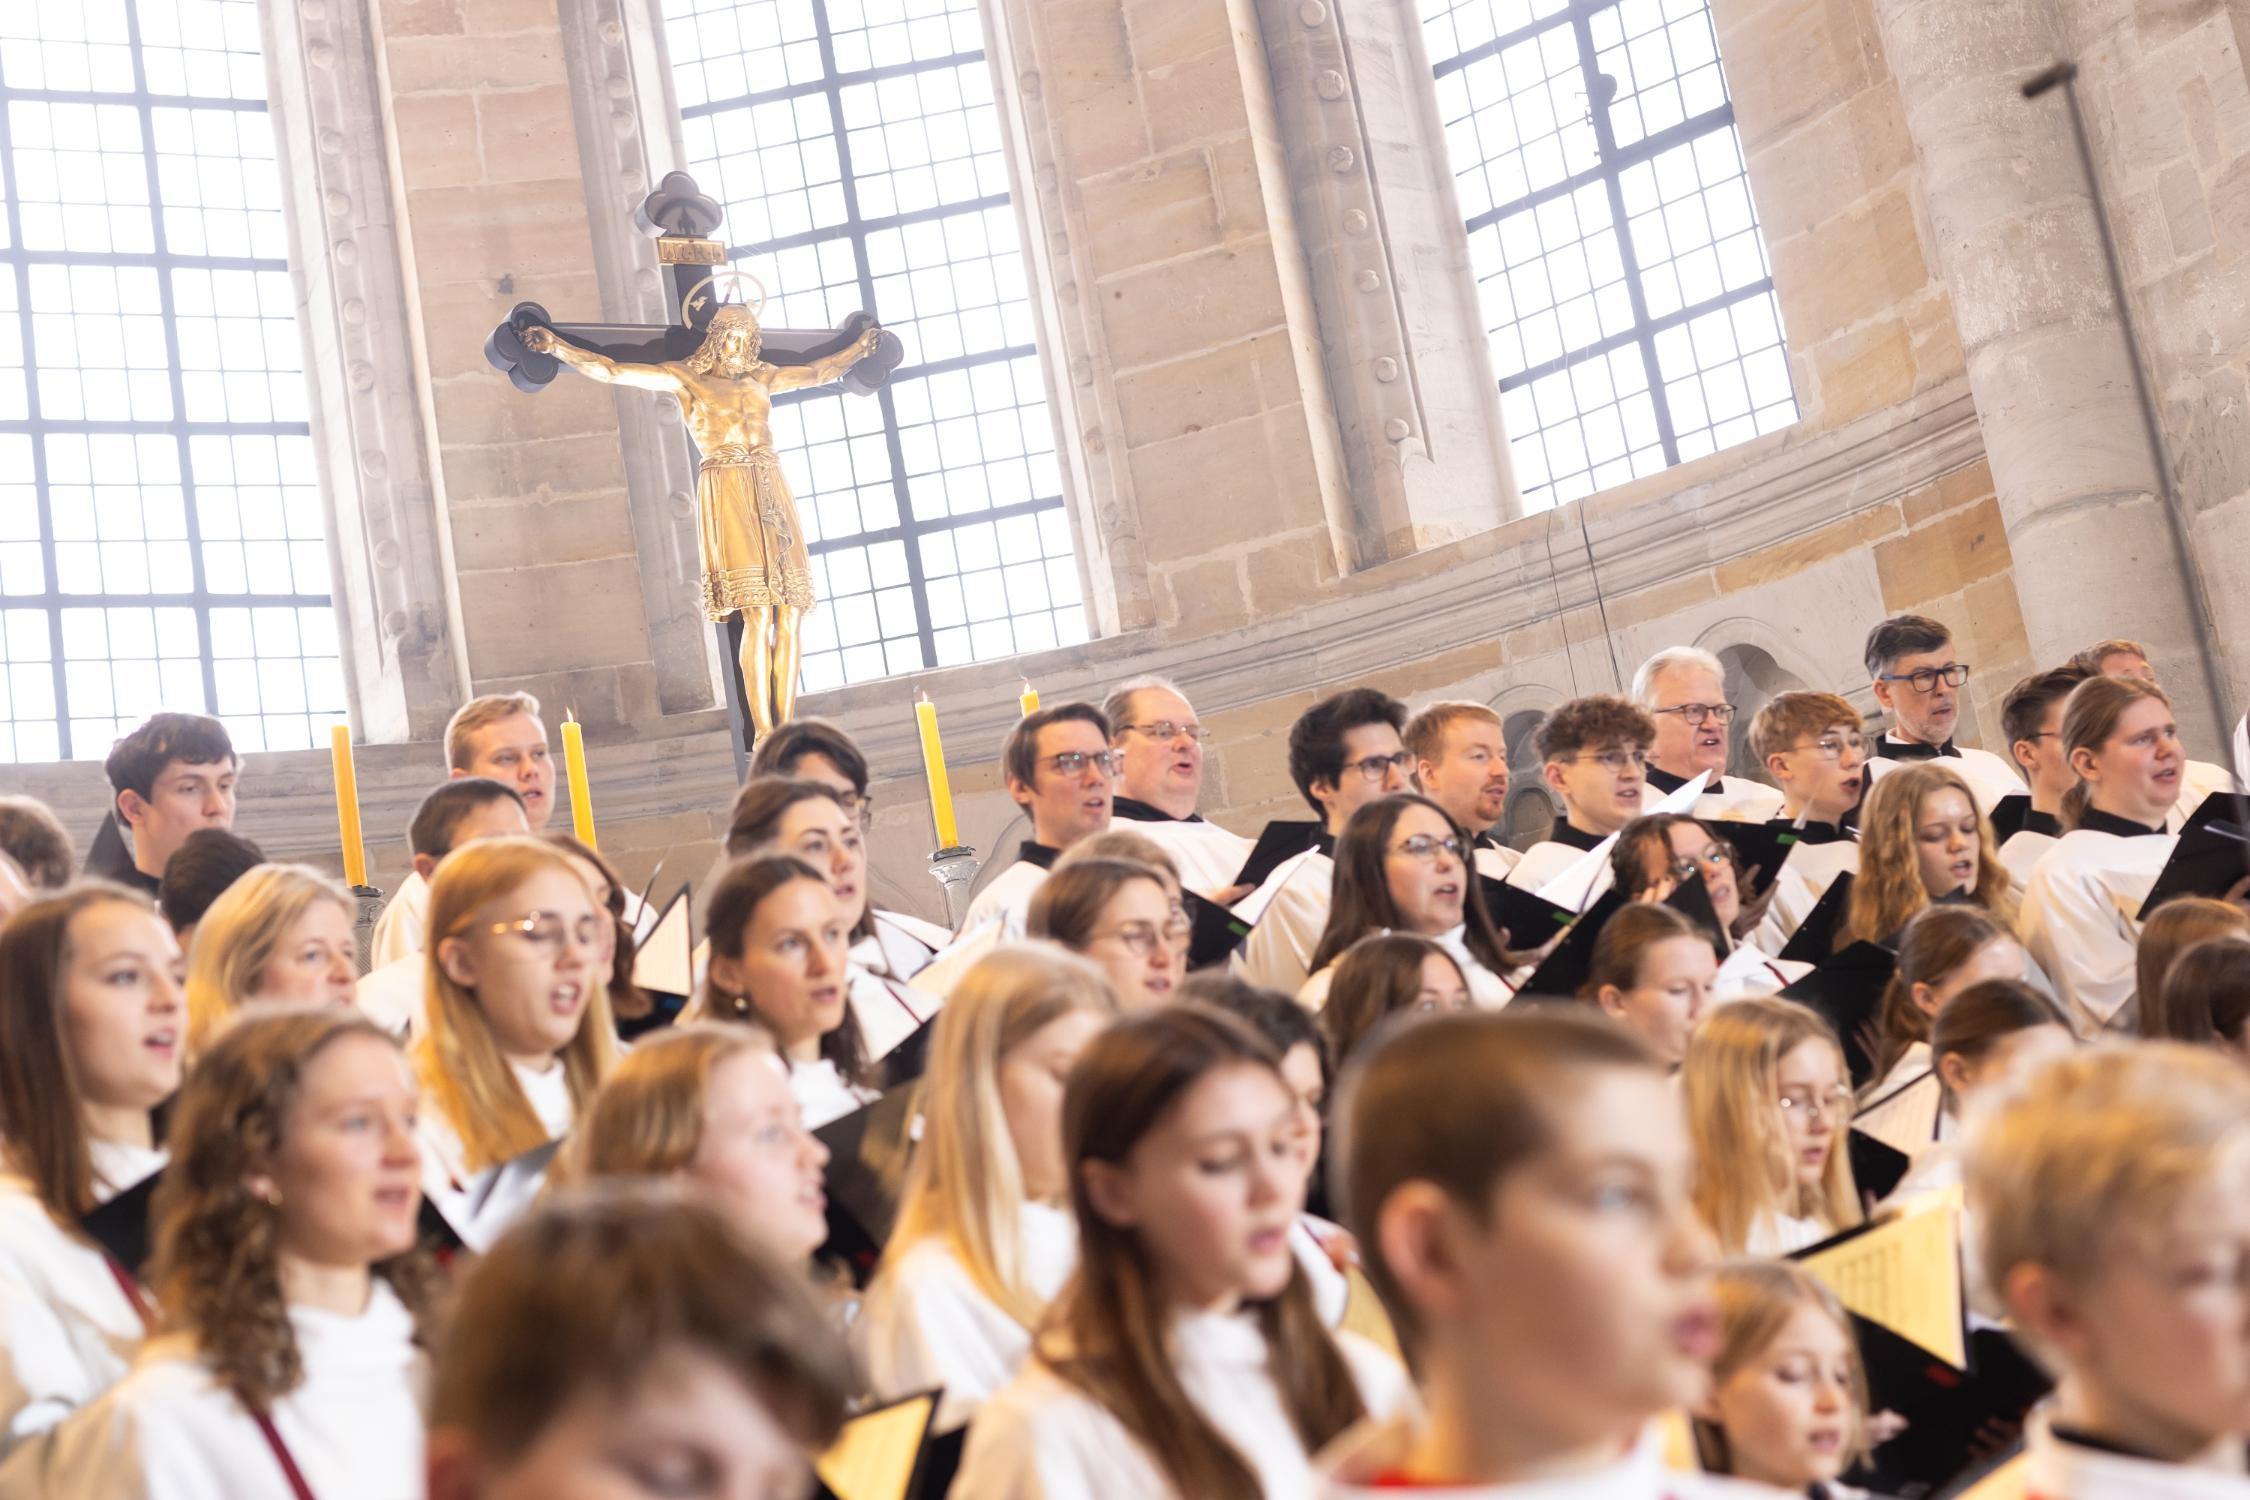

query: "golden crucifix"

left=521, top=299, right=882, bottom=738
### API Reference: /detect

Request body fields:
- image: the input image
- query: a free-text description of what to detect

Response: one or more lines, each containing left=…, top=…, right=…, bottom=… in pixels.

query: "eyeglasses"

left=1667, top=845, right=1734, bottom=880
left=1041, top=749, right=1122, bottom=778
left=488, top=911, right=606, bottom=957
left=835, top=789, right=873, bottom=824
left=1120, top=720, right=1208, bottom=744
left=1569, top=749, right=1648, bottom=774
left=1776, top=1085, right=1855, bottom=1122
left=1391, top=833, right=1466, bottom=863
left=1879, top=664, right=1971, bottom=693
left=1092, top=916, right=1192, bottom=956
left=1652, top=702, right=1736, bottom=727
left=1345, top=750, right=1415, bottom=782
left=1792, top=733, right=1869, bottom=761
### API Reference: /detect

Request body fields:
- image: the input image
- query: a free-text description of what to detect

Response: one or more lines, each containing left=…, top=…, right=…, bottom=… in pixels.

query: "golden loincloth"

left=695, top=443, right=816, bottom=618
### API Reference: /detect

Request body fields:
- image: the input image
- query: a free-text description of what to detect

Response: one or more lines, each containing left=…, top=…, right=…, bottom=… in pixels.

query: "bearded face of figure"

left=699, top=309, right=762, bottom=376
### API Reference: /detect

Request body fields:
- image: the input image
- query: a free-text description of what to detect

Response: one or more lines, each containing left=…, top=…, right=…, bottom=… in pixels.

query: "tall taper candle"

left=916, top=692, right=960, bottom=849
left=1019, top=680, right=1039, bottom=717
left=330, top=722, right=368, bottom=888
left=561, top=711, right=598, bottom=851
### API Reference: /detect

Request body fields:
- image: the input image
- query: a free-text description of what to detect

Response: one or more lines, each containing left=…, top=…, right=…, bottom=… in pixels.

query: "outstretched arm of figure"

left=520, top=324, right=684, bottom=394
left=762, top=324, right=883, bottom=393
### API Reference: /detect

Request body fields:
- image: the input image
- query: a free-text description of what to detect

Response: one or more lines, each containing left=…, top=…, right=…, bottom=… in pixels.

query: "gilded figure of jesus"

left=521, top=305, right=882, bottom=738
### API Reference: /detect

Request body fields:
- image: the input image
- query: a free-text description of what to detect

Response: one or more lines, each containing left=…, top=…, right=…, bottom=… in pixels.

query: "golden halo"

left=678, top=269, right=769, bottom=328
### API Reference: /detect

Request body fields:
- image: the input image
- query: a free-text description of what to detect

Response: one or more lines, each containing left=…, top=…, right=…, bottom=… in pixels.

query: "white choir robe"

left=0, top=1143, right=164, bottom=1462
left=953, top=1309, right=1410, bottom=1500
left=354, top=954, right=424, bottom=1038
left=2018, top=828, right=2176, bottom=1035
left=1855, top=1043, right=1944, bottom=1162
left=1652, top=771, right=1787, bottom=824
left=1319, top=1416, right=1790, bottom=1498
left=1997, top=828, right=2058, bottom=890
left=415, top=1056, right=572, bottom=1244
left=1297, top=926, right=1511, bottom=1011
left=1233, top=849, right=1335, bottom=996
left=789, top=1057, right=880, bottom=1131
left=855, top=1201, right=1077, bottom=1435
left=1112, top=814, right=1254, bottom=899
left=959, top=861, right=1049, bottom=942
left=1745, top=1212, right=1833, bottom=1257
left=367, top=869, right=429, bottom=969
left=1711, top=941, right=1809, bottom=1001
left=4, top=1283, right=426, bottom=1500
left=1863, top=743, right=2027, bottom=815
left=1748, top=840, right=1859, bottom=955
left=1958, top=1411, right=2250, bottom=1500
left=2173, top=758, right=2241, bottom=829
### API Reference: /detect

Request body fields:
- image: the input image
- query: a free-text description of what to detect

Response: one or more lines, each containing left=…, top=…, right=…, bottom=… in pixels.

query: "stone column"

left=1872, top=0, right=2233, bottom=744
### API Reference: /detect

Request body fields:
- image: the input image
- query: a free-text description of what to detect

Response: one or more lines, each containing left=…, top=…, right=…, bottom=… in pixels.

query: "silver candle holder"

left=926, top=845, right=981, bottom=930
left=349, top=884, right=385, bottom=977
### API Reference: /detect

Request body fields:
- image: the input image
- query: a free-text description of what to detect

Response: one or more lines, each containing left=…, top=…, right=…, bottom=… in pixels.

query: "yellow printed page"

left=816, top=1394, right=934, bottom=1500
left=1799, top=1188, right=1967, bottom=1368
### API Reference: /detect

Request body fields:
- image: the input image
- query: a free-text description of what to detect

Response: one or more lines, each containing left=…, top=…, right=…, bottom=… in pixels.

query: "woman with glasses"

left=1299, top=795, right=1511, bottom=1011
left=1316, top=933, right=1472, bottom=1069
left=413, top=836, right=619, bottom=1203
left=691, top=854, right=877, bottom=1129
left=729, top=777, right=938, bottom=1066
left=857, top=945, right=1114, bottom=1434
left=1685, top=996, right=1863, bottom=1255
left=1610, top=813, right=1803, bottom=999
left=2021, top=675, right=2195, bottom=1035
left=1026, top=858, right=1185, bottom=1013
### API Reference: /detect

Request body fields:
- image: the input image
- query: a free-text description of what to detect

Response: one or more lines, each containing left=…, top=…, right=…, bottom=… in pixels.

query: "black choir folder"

left=815, top=1389, right=955, bottom=1500
left=1233, top=820, right=1323, bottom=891
left=1778, top=936, right=1895, bottom=1091
left=2138, top=791, right=2250, bottom=918
left=1787, top=1195, right=2051, bottom=1499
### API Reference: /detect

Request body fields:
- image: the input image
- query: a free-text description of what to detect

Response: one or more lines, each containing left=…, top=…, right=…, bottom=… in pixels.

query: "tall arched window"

left=0, top=0, right=339, bottom=762
left=663, top=0, right=1084, bottom=692
left=1425, top=0, right=1798, bottom=510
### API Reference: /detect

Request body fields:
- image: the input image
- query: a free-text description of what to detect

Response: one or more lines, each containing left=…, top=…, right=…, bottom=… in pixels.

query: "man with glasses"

left=1404, top=700, right=1519, bottom=879
left=1861, top=613, right=2027, bottom=815
left=1504, top=695, right=1659, bottom=892
left=2067, top=637, right=2240, bottom=827
left=1629, top=646, right=1784, bottom=822
left=1997, top=666, right=2091, bottom=884
left=1101, top=675, right=1253, bottom=900
left=1743, top=691, right=1867, bottom=952
left=1235, top=686, right=1411, bottom=993
left=958, top=701, right=1118, bottom=938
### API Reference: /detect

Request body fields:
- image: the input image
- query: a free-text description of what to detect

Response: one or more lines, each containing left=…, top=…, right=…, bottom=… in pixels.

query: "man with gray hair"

left=1630, top=645, right=1784, bottom=823
left=1102, top=675, right=1252, bottom=900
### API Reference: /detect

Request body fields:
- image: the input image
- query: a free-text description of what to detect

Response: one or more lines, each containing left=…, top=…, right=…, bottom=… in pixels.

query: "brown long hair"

left=541, top=831, right=650, bottom=1023
left=1310, top=794, right=1507, bottom=975
left=2151, top=937, right=2250, bottom=1047
left=1868, top=905, right=2011, bottom=1084
left=1581, top=902, right=1708, bottom=1000
left=1930, top=979, right=2069, bottom=1102
left=2060, top=675, right=2172, bottom=830
left=700, top=854, right=877, bottom=1090
left=2135, top=897, right=2250, bottom=1020
left=150, top=1007, right=440, bottom=1408
left=0, top=883, right=160, bottom=1221
left=412, top=837, right=619, bottom=1174
left=1045, top=1006, right=1366, bottom=1494
left=1321, top=933, right=1464, bottom=1067
left=723, top=777, right=873, bottom=942
left=1845, top=764, right=2010, bottom=945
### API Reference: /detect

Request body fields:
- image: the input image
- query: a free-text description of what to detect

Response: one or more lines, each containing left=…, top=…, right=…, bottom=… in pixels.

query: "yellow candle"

left=329, top=722, right=368, bottom=888
left=561, top=712, right=598, bottom=851
left=916, top=693, right=960, bottom=849
left=1019, top=680, right=1039, bottom=717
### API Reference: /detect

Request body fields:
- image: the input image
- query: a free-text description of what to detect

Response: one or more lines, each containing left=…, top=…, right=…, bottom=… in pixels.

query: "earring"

left=260, top=1185, right=282, bottom=1208
left=731, top=994, right=751, bottom=1018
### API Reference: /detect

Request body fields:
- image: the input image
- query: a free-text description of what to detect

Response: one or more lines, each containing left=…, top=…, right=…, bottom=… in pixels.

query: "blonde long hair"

left=412, top=837, right=618, bottom=1174
left=1696, top=1259, right=1869, bottom=1475
left=1845, top=763, right=2011, bottom=945
left=183, top=864, right=353, bottom=1057
left=564, top=1022, right=779, bottom=1183
left=882, top=944, right=1115, bottom=1326
left=1686, top=997, right=1862, bottom=1253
